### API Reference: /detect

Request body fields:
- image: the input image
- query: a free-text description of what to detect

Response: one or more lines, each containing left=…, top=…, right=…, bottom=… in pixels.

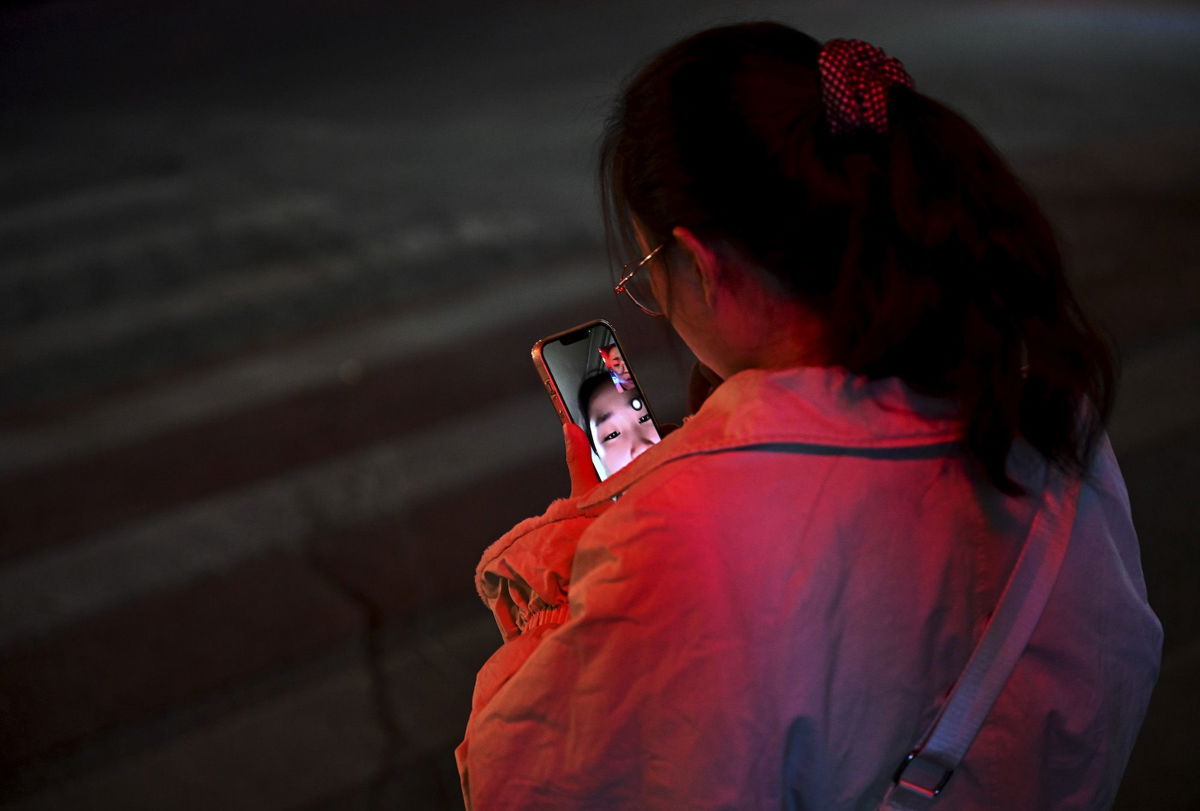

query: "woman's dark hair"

left=577, top=372, right=625, bottom=451
left=599, top=22, right=1115, bottom=493
left=577, top=372, right=613, bottom=428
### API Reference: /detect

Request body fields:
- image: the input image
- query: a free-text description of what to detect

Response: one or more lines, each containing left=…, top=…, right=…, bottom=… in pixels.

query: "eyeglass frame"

left=614, top=242, right=666, bottom=317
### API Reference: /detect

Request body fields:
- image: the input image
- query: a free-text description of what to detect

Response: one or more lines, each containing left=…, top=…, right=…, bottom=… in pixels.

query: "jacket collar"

left=579, top=365, right=963, bottom=508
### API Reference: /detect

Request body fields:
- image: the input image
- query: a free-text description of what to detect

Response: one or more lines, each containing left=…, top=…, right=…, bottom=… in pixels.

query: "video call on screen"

left=543, top=324, right=661, bottom=479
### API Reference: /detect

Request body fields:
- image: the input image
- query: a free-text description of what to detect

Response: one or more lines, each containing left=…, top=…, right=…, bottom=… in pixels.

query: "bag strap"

left=877, top=469, right=1082, bottom=810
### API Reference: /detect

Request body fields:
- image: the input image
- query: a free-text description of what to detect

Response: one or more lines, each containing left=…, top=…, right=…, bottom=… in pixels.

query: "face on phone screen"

left=538, top=323, right=662, bottom=480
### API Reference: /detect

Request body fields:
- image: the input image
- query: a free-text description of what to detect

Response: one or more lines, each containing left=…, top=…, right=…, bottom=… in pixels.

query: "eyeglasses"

left=614, top=243, right=666, bottom=317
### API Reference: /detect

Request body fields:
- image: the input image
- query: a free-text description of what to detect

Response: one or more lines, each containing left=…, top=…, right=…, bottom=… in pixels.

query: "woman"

left=578, top=372, right=658, bottom=477
left=457, top=23, right=1160, bottom=809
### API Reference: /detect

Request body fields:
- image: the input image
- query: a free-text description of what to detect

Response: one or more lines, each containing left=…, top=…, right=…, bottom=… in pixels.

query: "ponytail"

left=600, top=22, right=1115, bottom=492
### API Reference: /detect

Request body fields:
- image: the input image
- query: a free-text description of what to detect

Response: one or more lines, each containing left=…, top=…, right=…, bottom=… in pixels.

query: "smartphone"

left=532, top=319, right=664, bottom=481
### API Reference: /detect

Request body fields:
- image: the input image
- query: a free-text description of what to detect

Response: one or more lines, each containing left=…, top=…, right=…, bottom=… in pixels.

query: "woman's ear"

left=671, top=226, right=721, bottom=308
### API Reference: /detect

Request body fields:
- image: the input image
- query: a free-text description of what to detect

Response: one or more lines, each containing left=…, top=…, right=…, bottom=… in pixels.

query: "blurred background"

left=0, top=1, right=1196, bottom=808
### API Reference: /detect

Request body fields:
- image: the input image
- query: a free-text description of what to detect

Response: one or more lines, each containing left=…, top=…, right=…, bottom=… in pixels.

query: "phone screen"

left=533, top=320, right=663, bottom=480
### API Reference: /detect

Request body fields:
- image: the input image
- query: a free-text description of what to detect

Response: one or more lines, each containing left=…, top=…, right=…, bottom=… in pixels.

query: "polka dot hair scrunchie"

left=818, top=39, right=914, bottom=136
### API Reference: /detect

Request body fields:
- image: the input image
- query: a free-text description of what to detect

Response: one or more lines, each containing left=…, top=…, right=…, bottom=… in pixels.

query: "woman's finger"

left=563, top=422, right=600, bottom=497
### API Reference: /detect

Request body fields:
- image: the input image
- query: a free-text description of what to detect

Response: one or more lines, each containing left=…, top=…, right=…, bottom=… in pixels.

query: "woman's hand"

left=564, top=422, right=600, bottom=498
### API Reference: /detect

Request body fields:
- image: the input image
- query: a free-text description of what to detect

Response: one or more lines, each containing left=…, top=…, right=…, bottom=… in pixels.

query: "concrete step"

left=0, top=598, right=500, bottom=811
left=0, top=315, right=570, bottom=560
left=0, top=388, right=556, bottom=648
left=0, top=243, right=615, bottom=790
left=0, top=640, right=390, bottom=811
left=0, top=253, right=613, bottom=470
left=0, top=208, right=572, bottom=415
left=0, top=192, right=346, bottom=330
left=0, top=451, right=557, bottom=798
left=0, top=549, right=365, bottom=780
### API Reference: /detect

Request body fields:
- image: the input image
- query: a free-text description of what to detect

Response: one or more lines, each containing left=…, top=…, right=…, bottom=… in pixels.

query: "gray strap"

left=878, top=469, right=1082, bottom=810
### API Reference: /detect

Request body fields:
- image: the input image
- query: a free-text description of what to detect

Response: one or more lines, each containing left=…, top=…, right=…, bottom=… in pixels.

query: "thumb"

left=564, top=422, right=600, bottom=498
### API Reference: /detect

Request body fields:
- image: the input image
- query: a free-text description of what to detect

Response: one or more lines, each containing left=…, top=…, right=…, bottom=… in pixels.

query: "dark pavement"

left=1, top=1, right=1197, bottom=808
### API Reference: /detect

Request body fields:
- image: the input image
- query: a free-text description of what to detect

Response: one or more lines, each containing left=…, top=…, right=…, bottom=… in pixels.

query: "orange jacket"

left=458, top=366, right=1161, bottom=809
